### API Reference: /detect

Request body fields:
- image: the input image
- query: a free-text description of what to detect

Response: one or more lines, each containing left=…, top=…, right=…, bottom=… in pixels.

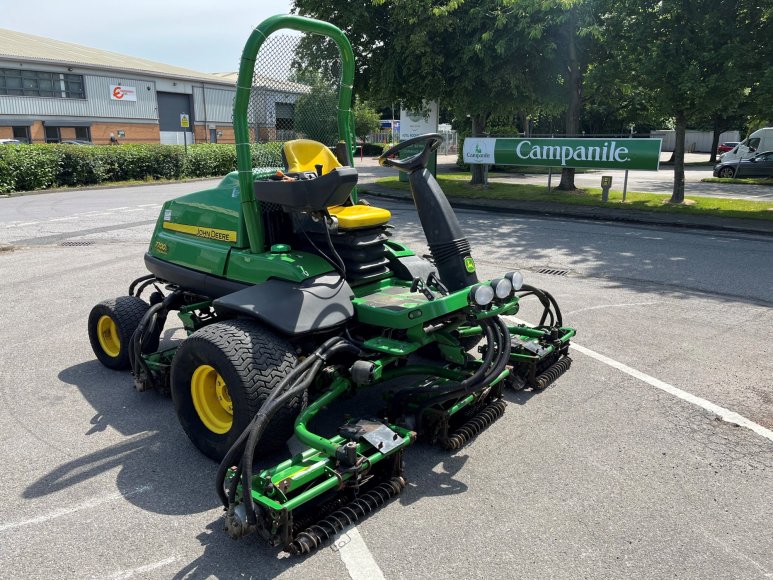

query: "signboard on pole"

left=463, top=137, right=662, bottom=171
left=399, top=102, right=438, bottom=180
left=110, top=85, right=137, bottom=101
left=180, top=114, right=191, bottom=129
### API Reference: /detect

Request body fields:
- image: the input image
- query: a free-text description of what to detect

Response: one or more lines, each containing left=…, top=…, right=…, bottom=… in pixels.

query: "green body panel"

left=148, top=169, right=333, bottom=284
left=384, top=239, right=415, bottom=259
left=352, top=278, right=515, bottom=329
left=225, top=248, right=333, bottom=284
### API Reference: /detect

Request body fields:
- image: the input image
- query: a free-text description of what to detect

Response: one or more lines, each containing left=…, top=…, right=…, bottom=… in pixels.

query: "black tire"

left=718, top=166, right=735, bottom=178
left=170, top=319, right=300, bottom=462
left=88, top=296, right=155, bottom=370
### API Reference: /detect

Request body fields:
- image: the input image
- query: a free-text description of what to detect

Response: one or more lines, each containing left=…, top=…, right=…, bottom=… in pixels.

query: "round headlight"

left=470, top=284, right=494, bottom=306
left=491, top=278, right=513, bottom=299
left=505, top=270, right=524, bottom=291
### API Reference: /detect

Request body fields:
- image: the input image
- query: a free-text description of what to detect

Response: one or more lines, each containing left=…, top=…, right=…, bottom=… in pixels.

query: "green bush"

left=0, top=151, right=15, bottom=193
left=359, top=142, right=385, bottom=156
left=0, top=142, right=287, bottom=193
left=250, top=142, right=283, bottom=169
left=58, top=146, right=109, bottom=186
left=184, top=144, right=237, bottom=177
left=1, top=145, right=61, bottom=191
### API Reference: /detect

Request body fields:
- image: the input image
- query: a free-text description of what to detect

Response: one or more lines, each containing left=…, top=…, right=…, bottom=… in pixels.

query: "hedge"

left=0, top=143, right=284, bottom=193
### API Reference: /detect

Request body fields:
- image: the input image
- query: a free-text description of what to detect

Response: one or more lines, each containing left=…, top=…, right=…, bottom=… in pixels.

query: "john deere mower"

left=88, top=15, right=574, bottom=554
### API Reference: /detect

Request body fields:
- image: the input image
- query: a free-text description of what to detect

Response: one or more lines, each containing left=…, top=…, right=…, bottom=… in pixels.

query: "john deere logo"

left=464, top=256, right=476, bottom=272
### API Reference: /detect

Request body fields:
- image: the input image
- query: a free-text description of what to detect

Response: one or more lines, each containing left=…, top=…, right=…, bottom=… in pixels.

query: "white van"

left=720, top=127, right=773, bottom=162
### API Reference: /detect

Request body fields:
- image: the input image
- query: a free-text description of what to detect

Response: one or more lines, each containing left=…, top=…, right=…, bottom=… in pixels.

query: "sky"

left=2, top=0, right=293, bottom=73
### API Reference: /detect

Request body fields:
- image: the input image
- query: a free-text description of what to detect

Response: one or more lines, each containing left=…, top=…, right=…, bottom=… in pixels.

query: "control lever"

left=410, top=277, right=436, bottom=301
left=426, top=271, right=449, bottom=295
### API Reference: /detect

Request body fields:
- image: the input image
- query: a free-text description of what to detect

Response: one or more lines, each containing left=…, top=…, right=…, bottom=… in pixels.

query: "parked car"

left=714, top=150, right=773, bottom=178
left=61, top=140, right=94, bottom=146
left=0, top=139, right=21, bottom=145
left=717, top=141, right=739, bottom=154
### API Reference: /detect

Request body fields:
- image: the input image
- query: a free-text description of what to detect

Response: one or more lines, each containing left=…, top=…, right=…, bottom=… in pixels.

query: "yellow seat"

left=284, top=139, right=342, bottom=175
left=328, top=205, right=391, bottom=229
left=283, top=139, right=391, bottom=229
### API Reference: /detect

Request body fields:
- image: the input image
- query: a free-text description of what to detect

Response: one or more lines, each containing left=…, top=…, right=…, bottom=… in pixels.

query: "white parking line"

left=0, top=485, right=152, bottom=532
left=507, top=316, right=773, bottom=444
left=105, top=556, right=179, bottom=580
left=570, top=342, right=773, bottom=443
left=332, top=526, right=386, bottom=580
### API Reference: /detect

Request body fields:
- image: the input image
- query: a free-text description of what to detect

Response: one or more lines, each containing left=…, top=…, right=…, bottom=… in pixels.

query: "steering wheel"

left=379, top=133, right=444, bottom=173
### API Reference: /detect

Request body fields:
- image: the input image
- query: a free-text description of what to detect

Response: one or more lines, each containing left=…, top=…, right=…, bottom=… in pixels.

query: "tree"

left=293, top=74, right=339, bottom=145
left=553, top=0, right=601, bottom=191
left=353, top=97, right=381, bottom=142
left=601, top=0, right=763, bottom=203
left=293, top=0, right=559, bottom=185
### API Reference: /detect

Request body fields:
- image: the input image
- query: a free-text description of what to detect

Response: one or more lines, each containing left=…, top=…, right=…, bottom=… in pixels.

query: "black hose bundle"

left=216, top=337, right=361, bottom=526
left=518, top=284, right=563, bottom=327
left=392, top=316, right=511, bottom=432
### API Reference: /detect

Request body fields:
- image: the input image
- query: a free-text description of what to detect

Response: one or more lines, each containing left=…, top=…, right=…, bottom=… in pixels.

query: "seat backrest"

left=283, top=139, right=342, bottom=175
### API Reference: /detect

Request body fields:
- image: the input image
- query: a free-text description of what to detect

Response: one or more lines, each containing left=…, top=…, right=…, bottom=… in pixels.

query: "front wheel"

left=170, top=319, right=301, bottom=462
left=718, top=166, right=735, bottom=178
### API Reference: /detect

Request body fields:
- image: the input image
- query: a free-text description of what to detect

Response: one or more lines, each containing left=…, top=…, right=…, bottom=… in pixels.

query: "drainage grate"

left=536, top=268, right=568, bottom=276
left=60, top=241, right=95, bottom=247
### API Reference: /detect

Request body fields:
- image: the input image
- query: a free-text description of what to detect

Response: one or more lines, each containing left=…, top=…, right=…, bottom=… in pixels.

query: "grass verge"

left=373, top=175, right=773, bottom=221
left=701, top=177, right=773, bottom=186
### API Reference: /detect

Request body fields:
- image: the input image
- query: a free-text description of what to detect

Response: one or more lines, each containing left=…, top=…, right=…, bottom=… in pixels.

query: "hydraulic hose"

left=215, top=336, right=345, bottom=508
left=390, top=319, right=498, bottom=416
left=520, top=284, right=557, bottom=327
left=414, top=316, right=511, bottom=428
left=238, top=340, right=361, bottom=524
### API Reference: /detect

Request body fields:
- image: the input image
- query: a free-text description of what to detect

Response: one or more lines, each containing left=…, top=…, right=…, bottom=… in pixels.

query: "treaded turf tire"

left=170, top=319, right=300, bottom=462
left=88, top=296, right=155, bottom=371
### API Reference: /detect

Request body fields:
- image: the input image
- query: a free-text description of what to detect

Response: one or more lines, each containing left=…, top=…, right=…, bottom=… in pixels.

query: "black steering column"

left=379, top=134, right=479, bottom=292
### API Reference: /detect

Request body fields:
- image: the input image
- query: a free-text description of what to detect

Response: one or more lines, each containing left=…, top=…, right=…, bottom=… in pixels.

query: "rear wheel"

left=170, top=319, right=300, bottom=462
left=88, top=296, right=156, bottom=370
left=718, top=166, right=735, bottom=178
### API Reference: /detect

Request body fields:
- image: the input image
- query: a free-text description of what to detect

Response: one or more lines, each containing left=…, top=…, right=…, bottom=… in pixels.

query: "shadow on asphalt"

left=30, top=355, right=531, bottom=572
left=373, top=196, right=773, bottom=305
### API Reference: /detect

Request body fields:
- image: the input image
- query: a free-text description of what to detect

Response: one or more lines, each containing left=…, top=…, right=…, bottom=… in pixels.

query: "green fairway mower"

left=88, top=15, right=575, bottom=554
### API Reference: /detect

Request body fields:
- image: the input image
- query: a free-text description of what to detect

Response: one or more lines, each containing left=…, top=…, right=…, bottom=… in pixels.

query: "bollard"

left=601, top=175, right=612, bottom=202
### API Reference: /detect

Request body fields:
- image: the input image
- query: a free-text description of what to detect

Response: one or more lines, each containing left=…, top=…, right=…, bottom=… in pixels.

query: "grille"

left=536, top=268, right=568, bottom=276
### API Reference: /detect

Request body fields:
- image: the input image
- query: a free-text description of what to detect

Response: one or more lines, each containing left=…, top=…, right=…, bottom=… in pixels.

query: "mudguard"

left=213, top=273, right=355, bottom=336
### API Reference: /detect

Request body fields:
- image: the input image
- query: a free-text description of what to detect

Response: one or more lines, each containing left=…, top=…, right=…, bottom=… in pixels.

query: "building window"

left=12, top=126, right=30, bottom=143
left=0, top=68, right=85, bottom=99
left=74, top=126, right=91, bottom=141
left=45, top=126, right=60, bottom=143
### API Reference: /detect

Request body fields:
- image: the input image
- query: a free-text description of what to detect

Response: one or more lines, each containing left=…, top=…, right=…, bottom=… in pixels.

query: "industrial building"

left=0, top=29, right=307, bottom=145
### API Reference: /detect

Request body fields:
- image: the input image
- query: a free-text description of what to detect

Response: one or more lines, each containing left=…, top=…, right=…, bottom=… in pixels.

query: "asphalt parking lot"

left=1, top=182, right=772, bottom=579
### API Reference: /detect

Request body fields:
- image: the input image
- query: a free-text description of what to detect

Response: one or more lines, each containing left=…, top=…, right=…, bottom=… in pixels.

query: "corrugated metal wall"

left=0, top=71, right=158, bottom=120
left=651, top=130, right=741, bottom=152
left=193, top=86, right=234, bottom=124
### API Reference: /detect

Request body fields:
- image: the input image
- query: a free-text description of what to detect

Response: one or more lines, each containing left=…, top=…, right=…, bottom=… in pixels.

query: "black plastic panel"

left=213, top=273, right=354, bottom=336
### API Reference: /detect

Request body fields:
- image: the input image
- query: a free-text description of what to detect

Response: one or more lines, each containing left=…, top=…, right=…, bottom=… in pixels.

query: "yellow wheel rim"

left=191, top=364, right=233, bottom=434
left=97, top=315, right=121, bottom=358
